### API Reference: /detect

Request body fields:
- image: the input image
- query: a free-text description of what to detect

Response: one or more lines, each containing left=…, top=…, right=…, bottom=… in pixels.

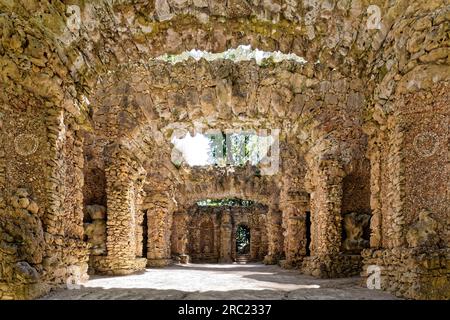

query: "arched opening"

left=171, top=198, right=269, bottom=264
left=3, top=0, right=443, bottom=301
left=305, top=211, right=311, bottom=257
left=142, top=211, right=148, bottom=258
left=236, top=224, right=251, bottom=256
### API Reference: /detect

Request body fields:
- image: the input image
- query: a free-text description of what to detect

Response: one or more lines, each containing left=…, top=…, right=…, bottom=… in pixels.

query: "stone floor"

left=41, top=263, right=399, bottom=300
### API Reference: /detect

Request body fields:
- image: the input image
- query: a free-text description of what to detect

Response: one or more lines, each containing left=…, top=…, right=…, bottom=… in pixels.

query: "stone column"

left=134, top=179, right=146, bottom=258
left=146, top=192, right=174, bottom=267
left=366, top=133, right=383, bottom=249
left=311, top=162, right=344, bottom=257
left=260, top=215, right=269, bottom=259
left=281, top=192, right=310, bottom=268
left=264, top=206, right=284, bottom=264
left=171, top=211, right=190, bottom=264
left=304, top=160, right=345, bottom=277
left=250, top=228, right=261, bottom=261
left=44, top=110, right=90, bottom=285
left=219, top=208, right=232, bottom=263
left=93, top=147, right=147, bottom=275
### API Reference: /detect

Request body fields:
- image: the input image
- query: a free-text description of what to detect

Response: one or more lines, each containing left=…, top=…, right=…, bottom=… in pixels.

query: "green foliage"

left=236, top=225, right=250, bottom=254
left=197, top=198, right=255, bottom=207
left=205, top=132, right=271, bottom=167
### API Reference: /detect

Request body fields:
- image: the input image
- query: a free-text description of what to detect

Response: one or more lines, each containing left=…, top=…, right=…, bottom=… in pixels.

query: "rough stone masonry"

left=0, top=0, right=448, bottom=300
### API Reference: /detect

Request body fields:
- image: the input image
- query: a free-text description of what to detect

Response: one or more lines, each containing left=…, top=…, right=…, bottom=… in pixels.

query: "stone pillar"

left=260, top=215, right=269, bottom=259
left=171, top=211, right=190, bottom=264
left=134, top=179, right=146, bottom=258
left=92, top=147, right=147, bottom=275
left=264, top=206, right=284, bottom=264
left=219, top=208, right=232, bottom=263
left=281, top=192, right=309, bottom=268
left=302, top=160, right=345, bottom=277
left=146, top=192, right=174, bottom=267
left=311, top=162, right=344, bottom=257
left=250, top=228, right=261, bottom=261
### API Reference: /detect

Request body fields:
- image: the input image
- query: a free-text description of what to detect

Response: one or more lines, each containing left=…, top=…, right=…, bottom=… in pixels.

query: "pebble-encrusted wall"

left=0, top=105, right=89, bottom=299
left=90, top=146, right=147, bottom=275
left=0, top=0, right=448, bottom=300
left=171, top=204, right=269, bottom=263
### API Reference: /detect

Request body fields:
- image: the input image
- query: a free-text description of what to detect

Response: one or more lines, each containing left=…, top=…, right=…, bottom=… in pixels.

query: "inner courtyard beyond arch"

left=0, top=0, right=449, bottom=301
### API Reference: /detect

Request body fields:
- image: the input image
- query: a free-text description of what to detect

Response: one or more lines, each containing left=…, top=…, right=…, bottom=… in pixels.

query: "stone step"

left=235, top=255, right=251, bottom=264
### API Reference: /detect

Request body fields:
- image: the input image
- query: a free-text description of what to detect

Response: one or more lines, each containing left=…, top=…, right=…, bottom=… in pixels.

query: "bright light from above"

left=171, top=133, right=211, bottom=166
left=155, top=45, right=307, bottom=65
left=171, top=131, right=275, bottom=168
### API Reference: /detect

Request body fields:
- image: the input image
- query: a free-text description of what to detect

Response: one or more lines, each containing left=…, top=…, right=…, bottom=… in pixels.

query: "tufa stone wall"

left=0, top=0, right=448, bottom=300
left=171, top=203, right=268, bottom=263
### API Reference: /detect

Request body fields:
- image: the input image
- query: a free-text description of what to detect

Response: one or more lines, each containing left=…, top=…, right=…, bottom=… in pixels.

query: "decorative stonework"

left=90, top=146, right=147, bottom=275
left=172, top=204, right=269, bottom=263
left=14, top=134, right=39, bottom=156
left=0, top=0, right=448, bottom=301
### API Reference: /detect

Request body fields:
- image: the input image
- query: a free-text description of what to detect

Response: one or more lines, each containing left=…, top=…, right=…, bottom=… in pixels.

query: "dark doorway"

left=305, top=211, right=311, bottom=256
left=236, top=225, right=251, bottom=255
left=142, top=211, right=148, bottom=258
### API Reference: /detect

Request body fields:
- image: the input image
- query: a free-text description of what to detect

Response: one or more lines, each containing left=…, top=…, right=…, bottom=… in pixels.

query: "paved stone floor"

left=41, top=263, right=398, bottom=300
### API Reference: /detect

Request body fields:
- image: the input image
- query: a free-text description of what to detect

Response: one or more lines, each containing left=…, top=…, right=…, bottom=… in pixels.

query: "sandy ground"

left=41, top=263, right=399, bottom=300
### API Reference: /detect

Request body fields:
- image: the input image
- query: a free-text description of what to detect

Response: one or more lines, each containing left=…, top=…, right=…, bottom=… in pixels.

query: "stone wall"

left=0, top=0, right=448, bottom=300
left=171, top=203, right=268, bottom=263
left=361, top=2, right=449, bottom=299
left=0, top=105, right=88, bottom=299
left=279, top=191, right=310, bottom=268
left=362, top=248, right=450, bottom=300
left=84, top=205, right=107, bottom=258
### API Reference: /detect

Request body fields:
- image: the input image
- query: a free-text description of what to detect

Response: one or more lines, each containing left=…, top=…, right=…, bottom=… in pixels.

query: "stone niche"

left=83, top=205, right=107, bottom=259
left=342, top=212, right=371, bottom=254
left=171, top=202, right=268, bottom=263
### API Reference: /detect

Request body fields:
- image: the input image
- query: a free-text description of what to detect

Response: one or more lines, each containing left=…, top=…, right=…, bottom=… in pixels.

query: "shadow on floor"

left=155, top=263, right=360, bottom=287
left=40, top=286, right=397, bottom=300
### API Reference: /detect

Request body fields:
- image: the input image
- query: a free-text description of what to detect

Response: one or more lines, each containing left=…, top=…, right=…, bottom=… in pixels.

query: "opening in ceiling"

left=196, top=198, right=255, bottom=207
left=171, top=131, right=274, bottom=167
left=154, top=45, right=307, bottom=65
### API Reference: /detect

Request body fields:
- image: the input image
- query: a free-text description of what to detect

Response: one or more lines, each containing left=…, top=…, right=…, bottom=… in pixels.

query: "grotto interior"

left=0, top=0, right=449, bottom=300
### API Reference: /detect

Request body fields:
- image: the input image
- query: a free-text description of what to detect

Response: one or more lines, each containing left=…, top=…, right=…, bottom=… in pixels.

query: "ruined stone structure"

left=171, top=202, right=269, bottom=263
left=0, top=0, right=448, bottom=300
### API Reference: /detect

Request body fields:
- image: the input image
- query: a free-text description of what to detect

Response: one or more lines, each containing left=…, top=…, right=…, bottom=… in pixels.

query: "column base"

left=279, top=259, right=296, bottom=269
left=90, top=256, right=147, bottom=275
left=300, top=254, right=362, bottom=278
left=147, top=258, right=172, bottom=267
left=263, top=254, right=280, bottom=265
left=173, top=254, right=190, bottom=264
left=179, top=254, right=189, bottom=264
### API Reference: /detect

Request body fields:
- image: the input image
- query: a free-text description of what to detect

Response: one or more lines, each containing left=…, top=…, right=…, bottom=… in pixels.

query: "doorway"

left=236, top=224, right=251, bottom=255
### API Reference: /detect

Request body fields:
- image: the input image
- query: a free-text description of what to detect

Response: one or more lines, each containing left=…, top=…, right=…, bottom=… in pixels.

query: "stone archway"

left=171, top=198, right=270, bottom=264
left=235, top=224, right=251, bottom=256
left=0, top=1, right=448, bottom=300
